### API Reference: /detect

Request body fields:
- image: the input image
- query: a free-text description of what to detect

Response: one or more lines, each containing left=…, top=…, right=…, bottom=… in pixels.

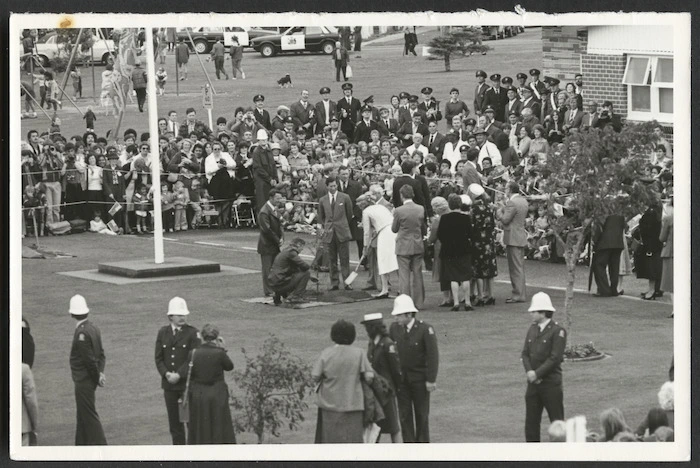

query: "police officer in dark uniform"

left=337, top=82, right=361, bottom=140
left=501, top=75, right=514, bottom=92
left=68, top=294, right=107, bottom=445
left=417, top=86, right=442, bottom=124
left=253, top=94, right=272, bottom=131
left=528, top=68, right=547, bottom=101
left=521, top=292, right=567, bottom=442
left=155, top=296, right=201, bottom=445
left=389, top=294, right=439, bottom=443
left=484, top=73, right=508, bottom=123
left=516, top=72, right=528, bottom=100
left=473, top=70, right=490, bottom=116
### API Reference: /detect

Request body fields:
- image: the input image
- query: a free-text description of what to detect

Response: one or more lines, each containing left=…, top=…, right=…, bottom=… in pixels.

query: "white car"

left=175, top=26, right=284, bottom=53
left=34, top=32, right=116, bottom=67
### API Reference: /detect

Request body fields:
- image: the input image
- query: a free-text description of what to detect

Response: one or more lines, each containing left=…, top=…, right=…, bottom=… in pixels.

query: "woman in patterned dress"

left=467, top=183, right=498, bottom=306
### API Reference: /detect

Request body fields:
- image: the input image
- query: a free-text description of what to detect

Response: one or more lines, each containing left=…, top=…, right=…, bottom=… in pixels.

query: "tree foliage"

left=230, top=335, right=315, bottom=444
left=426, top=27, right=490, bottom=71
left=537, top=121, right=663, bottom=334
left=54, top=29, right=95, bottom=54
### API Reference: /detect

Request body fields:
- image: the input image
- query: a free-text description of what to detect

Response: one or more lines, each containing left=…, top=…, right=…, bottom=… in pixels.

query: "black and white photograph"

left=8, top=9, right=691, bottom=462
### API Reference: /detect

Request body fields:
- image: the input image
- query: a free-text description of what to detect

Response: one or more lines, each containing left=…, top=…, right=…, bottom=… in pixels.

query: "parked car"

left=176, top=27, right=288, bottom=53
left=481, top=26, right=521, bottom=40
left=250, top=26, right=340, bottom=58
left=34, top=32, right=115, bottom=67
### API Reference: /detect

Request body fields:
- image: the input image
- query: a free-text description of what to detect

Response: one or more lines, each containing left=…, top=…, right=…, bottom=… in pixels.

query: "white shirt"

left=407, top=144, right=428, bottom=159
left=406, top=317, right=416, bottom=332
left=323, top=100, right=330, bottom=125
left=478, top=141, right=502, bottom=167
left=538, top=318, right=551, bottom=332
left=171, top=324, right=182, bottom=334
left=75, top=318, right=88, bottom=329
left=204, top=152, right=236, bottom=181
left=168, top=120, right=178, bottom=136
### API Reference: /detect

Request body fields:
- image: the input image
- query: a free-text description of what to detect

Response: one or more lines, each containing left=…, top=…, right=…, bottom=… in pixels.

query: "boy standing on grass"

left=83, top=106, right=97, bottom=130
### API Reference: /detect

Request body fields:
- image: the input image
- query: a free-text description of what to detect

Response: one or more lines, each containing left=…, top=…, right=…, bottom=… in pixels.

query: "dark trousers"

left=74, top=379, right=107, bottom=445
left=592, top=248, right=622, bottom=296
left=135, top=88, right=146, bottom=111
left=214, top=57, right=227, bottom=79
left=335, top=62, right=347, bottom=82
left=164, top=389, right=186, bottom=445
left=260, top=253, right=277, bottom=296
left=524, top=383, right=564, bottom=442
left=327, top=235, right=350, bottom=287
left=366, top=245, right=378, bottom=288
left=272, top=270, right=311, bottom=297
left=64, top=184, right=85, bottom=221
left=397, top=378, right=430, bottom=443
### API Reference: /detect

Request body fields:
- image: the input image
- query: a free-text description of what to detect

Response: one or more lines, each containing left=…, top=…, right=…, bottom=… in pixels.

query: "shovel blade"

left=344, top=271, right=358, bottom=286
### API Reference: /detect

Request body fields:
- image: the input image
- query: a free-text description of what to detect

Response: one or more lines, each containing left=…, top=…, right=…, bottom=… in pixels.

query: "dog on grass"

left=277, top=74, right=293, bottom=88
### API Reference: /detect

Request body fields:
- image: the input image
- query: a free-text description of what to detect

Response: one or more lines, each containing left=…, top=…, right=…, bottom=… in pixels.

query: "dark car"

left=250, top=26, right=340, bottom=58
left=176, top=27, right=287, bottom=53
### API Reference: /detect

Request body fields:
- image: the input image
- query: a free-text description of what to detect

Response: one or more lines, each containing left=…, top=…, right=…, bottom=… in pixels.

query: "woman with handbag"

left=634, top=200, right=664, bottom=300
left=179, top=324, right=235, bottom=444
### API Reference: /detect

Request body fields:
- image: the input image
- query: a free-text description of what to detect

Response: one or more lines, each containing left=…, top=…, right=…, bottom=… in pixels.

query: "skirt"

left=188, top=381, right=236, bottom=445
left=378, top=395, right=401, bottom=435
left=440, top=254, right=473, bottom=282
left=376, top=227, right=398, bottom=275
left=660, top=257, right=673, bottom=293
left=315, top=409, right=363, bottom=443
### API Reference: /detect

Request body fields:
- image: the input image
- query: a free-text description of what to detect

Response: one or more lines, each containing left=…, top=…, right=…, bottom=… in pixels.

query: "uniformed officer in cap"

left=473, top=70, right=490, bottom=116
left=501, top=76, right=514, bottom=91
left=516, top=72, right=529, bottom=100
left=418, top=86, right=442, bottom=123
left=541, top=76, right=562, bottom=123
left=155, top=297, right=201, bottom=444
left=484, top=73, right=508, bottom=123
left=314, top=86, right=337, bottom=135
left=69, top=294, right=107, bottom=445
left=389, top=294, right=439, bottom=443
left=362, top=95, right=380, bottom=121
left=464, top=118, right=477, bottom=134
left=528, top=68, right=546, bottom=100
left=253, top=94, right=271, bottom=130
left=354, top=104, right=380, bottom=144
left=521, top=292, right=567, bottom=442
left=337, top=82, right=361, bottom=140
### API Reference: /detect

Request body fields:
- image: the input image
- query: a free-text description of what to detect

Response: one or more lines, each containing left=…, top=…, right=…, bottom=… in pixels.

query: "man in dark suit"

left=581, top=100, right=599, bottom=129
left=155, top=296, right=200, bottom=445
left=461, top=147, right=482, bottom=187
left=497, top=181, right=529, bottom=303
left=392, top=185, right=427, bottom=309
left=473, top=70, right=490, bottom=116
left=483, top=73, right=508, bottom=123
left=425, top=121, right=445, bottom=159
left=268, top=238, right=311, bottom=304
left=521, top=292, right=566, bottom=442
left=528, top=68, right=547, bottom=101
left=389, top=294, right=439, bottom=443
left=332, top=40, right=349, bottom=82
left=516, top=72, right=529, bottom=100
left=317, top=177, right=354, bottom=290
left=417, top=86, right=442, bottom=124
left=591, top=214, right=625, bottom=297
left=399, top=95, right=428, bottom=127
left=314, top=86, right=337, bottom=136
left=595, top=100, right=622, bottom=132
left=504, top=86, right=522, bottom=119
left=289, top=89, right=316, bottom=138
left=337, top=82, right=361, bottom=140
left=540, top=76, right=562, bottom=125
left=251, top=132, right=277, bottom=213
left=253, top=94, right=271, bottom=130
left=398, top=113, right=429, bottom=148
left=337, top=165, right=364, bottom=264
left=520, top=87, right=541, bottom=122
left=392, top=160, right=429, bottom=214
left=377, top=107, right=400, bottom=138
left=353, top=105, right=380, bottom=144
left=257, top=189, right=284, bottom=297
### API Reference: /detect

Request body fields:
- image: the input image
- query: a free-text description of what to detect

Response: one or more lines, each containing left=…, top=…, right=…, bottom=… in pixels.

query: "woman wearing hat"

left=468, top=184, right=498, bottom=306
left=360, top=313, right=403, bottom=443
left=436, top=193, right=475, bottom=311
left=427, top=196, right=454, bottom=307
left=313, top=319, right=374, bottom=443
left=356, top=193, right=398, bottom=298
left=178, top=323, right=235, bottom=444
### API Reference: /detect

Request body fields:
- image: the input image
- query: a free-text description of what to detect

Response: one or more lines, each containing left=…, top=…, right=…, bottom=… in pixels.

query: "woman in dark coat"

left=635, top=200, right=663, bottom=300
left=180, top=324, right=236, bottom=445
left=467, top=183, right=498, bottom=306
left=437, top=193, right=474, bottom=311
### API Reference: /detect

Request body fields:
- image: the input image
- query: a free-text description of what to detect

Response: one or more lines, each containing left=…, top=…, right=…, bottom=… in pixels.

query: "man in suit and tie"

left=581, top=100, right=599, bottom=129
left=166, top=110, right=179, bottom=137
left=392, top=185, right=427, bottom=309
left=317, top=177, right=354, bottom=290
left=399, top=95, right=428, bottom=127
left=251, top=130, right=277, bottom=212
left=289, top=89, right=316, bottom=139
left=425, top=121, right=445, bottom=159
left=497, top=181, right=529, bottom=303
left=253, top=94, right=271, bottom=131
left=417, top=86, right=442, bottom=124
left=314, top=86, right=337, bottom=136
left=392, top=160, right=430, bottom=214
left=562, top=94, right=585, bottom=133
left=528, top=68, right=547, bottom=101
left=337, top=166, right=364, bottom=265
left=337, top=82, right=362, bottom=141
left=257, top=189, right=284, bottom=298
left=505, top=87, right=522, bottom=118
left=332, top=40, right=349, bottom=82
left=483, top=73, right=509, bottom=123
left=591, top=214, right=625, bottom=297
left=473, top=70, right=490, bottom=116
left=398, top=112, right=429, bottom=148
left=155, top=297, right=200, bottom=445
left=377, top=106, right=400, bottom=138
left=461, top=147, right=482, bottom=187
left=354, top=105, right=380, bottom=144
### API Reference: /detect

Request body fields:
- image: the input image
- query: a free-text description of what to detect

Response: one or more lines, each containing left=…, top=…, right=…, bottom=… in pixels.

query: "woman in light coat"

left=357, top=193, right=397, bottom=298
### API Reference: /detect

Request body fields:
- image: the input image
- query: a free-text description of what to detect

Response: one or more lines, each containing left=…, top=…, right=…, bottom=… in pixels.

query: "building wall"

left=580, top=53, right=628, bottom=117
left=542, top=26, right=587, bottom=81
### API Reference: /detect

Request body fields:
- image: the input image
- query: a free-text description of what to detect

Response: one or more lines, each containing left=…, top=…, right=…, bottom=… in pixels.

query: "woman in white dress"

left=356, top=193, right=397, bottom=298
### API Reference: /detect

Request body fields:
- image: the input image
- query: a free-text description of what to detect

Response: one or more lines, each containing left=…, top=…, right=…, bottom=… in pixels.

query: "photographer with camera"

left=595, top=100, right=622, bottom=132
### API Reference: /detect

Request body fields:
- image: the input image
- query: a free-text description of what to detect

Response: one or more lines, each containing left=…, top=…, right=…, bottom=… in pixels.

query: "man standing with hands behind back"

left=317, top=177, right=354, bottom=290
left=155, top=297, right=201, bottom=445
left=497, top=181, right=529, bottom=303
left=392, top=185, right=426, bottom=309
left=257, top=189, right=284, bottom=298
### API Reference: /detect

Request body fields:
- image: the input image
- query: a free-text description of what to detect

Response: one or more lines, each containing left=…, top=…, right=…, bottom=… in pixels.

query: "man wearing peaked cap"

left=314, top=86, right=337, bottom=135
left=528, top=68, right=547, bottom=100
left=418, top=87, right=442, bottom=123
left=155, top=297, right=201, bottom=445
left=69, top=294, right=107, bottom=445
left=474, top=70, right=490, bottom=116
left=541, top=76, right=563, bottom=123
left=521, top=292, right=567, bottom=442
left=516, top=72, right=529, bottom=100
left=354, top=104, right=380, bottom=144
left=389, top=294, right=439, bottom=443
left=337, top=81, right=362, bottom=140
left=362, top=95, right=380, bottom=121
left=253, top=94, right=271, bottom=131
left=484, top=74, right=508, bottom=123
left=501, top=76, right=514, bottom=89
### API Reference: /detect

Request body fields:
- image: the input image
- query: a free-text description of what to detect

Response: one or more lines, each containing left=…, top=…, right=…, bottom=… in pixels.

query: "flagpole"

left=145, top=28, right=165, bottom=264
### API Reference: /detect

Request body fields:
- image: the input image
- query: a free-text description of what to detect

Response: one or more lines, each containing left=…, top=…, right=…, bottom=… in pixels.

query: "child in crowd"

left=70, top=66, right=82, bottom=99
left=23, top=184, right=46, bottom=236
left=90, top=211, right=117, bottom=235
left=49, top=117, right=61, bottom=136
left=160, top=183, right=175, bottom=232
left=155, top=67, right=167, bottom=96
left=188, top=178, right=203, bottom=228
left=83, top=106, right=97, bottom=130
left=172, top=180, right=190, bottom=231
left=133, top=184, right=151, bottom=234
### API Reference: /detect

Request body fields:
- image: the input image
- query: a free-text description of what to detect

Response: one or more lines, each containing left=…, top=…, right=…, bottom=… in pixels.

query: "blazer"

left=377, top=117, right=400, bottom=137
left=155, top=323, right=200, bottom=391
left=483, top=87, right=509, bottom=122
left=426, top=132, right=446, bottom=158
left=268, top=247, right=310, bottom=286
left=332, top=46, right=349, bottom=65
left=505, top=98, right=523, bottom=117
left=500, top=194, right=529, bottom=247
left=521, top=320, right=566, bottom=386
left=353, top=119, right=380, bottom=144
left=563, top=108, right=584, bottom=130
left=392, top=200, right=426, bottom=255
left=520, top=97, right=541, bottom=120
left=102, top=166, right=126, bottom=201
left=399, top=108, right=428, bottom=127
left=473, top=82, right=490, bottom=114
left=254, top=108, right=272, bottom=130
left=397, top=121, right=429, bottom=146
left=593, top=214, right=625, bottom=250
left=580, top=112, right=598, bottom=129
left=389, top=319, right=438, bottom=383
left=289, top=101, right=315, bottom=137
left=314, top=99, right=338, bottom=133
left=367, top=335, right=402, bottom=391
left=417, top=100, right=442, bottom=123
left=257, top=202, right=283, bottom=255
left=437, top=211, right=473, bottom=257
left=318, top=191, right=354, bottom=242
left=391, top=175, right=430, bottom=213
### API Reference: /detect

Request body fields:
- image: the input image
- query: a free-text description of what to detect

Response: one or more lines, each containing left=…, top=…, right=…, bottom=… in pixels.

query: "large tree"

left=426, top=27, right=490, bottom=71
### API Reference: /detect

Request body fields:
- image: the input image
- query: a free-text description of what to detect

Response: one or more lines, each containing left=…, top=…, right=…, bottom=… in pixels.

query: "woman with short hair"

left=427, top=197, right=452, bottom=306
left=600, top=407, right=630, bottom=442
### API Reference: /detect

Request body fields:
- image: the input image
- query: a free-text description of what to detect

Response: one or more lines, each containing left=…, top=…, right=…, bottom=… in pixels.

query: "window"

left=304, top=27, right=323, bottom=35
left=623, top=55, right=673, bottom=123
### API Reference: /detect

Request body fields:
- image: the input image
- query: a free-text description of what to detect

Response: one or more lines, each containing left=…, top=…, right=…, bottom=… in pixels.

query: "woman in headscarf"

left=356, top=193, right=397, bottom=298
left=427, top=196, right=453, bottom=307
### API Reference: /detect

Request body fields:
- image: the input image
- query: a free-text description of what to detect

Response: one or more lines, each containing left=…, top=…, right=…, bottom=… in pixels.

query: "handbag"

left=346, top=64, right=353, bottom=78
left=178, top=349, right=195, bottom=423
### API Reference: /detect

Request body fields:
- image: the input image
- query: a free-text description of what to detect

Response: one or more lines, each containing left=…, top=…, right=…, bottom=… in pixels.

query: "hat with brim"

left=528, top=292, right=555, bottom=312
left=167, top=296, right=190, bottom=316
left=69, top=294, right=89, bottom=316
left=361, top=312, right=384, bottom=324
left=391, top=294, right=418, bottom=315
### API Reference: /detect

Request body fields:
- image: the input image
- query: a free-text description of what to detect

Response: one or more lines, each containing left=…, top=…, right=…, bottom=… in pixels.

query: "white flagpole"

left=145, top=28, right=165, bottom=264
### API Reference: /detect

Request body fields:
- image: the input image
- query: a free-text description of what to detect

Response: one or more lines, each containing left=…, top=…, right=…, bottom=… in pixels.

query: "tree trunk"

left=554, top=223, right=590, bottom=339
left=444, top=54, right=451, bottom=72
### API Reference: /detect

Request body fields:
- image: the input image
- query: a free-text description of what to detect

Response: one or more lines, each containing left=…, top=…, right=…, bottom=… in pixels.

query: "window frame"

left=624, top=54, right=674, bottom=124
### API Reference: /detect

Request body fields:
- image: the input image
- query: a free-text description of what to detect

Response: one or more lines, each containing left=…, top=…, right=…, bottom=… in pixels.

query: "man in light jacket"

left=497, top=181, right=529, bottom=303
left=392, top=184, right=426, bottom=308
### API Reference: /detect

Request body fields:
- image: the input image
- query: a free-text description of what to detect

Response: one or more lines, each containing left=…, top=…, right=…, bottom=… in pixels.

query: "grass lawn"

left=21, top=230, right=673, bottom=445
left=21, top=28, right=543, bottom=141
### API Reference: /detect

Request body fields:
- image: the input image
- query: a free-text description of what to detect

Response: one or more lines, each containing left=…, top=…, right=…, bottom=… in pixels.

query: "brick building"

left=542, top=26, right=674, bottom=134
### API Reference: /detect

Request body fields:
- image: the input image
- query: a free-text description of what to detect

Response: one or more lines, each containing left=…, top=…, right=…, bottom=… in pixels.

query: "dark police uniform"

left=368, top=334, right=403, bottom=435
left=389, top=319, right=439, bottom=443
left=155, top=324, right=200, bottom=444
left=70, top=319, right=107, bottom=445
left=521, top=319, right=567, bottom=442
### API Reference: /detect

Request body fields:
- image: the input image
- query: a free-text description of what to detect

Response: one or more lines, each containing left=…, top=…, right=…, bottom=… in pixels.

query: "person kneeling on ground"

left=268, top=237, right=311, bottom=305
